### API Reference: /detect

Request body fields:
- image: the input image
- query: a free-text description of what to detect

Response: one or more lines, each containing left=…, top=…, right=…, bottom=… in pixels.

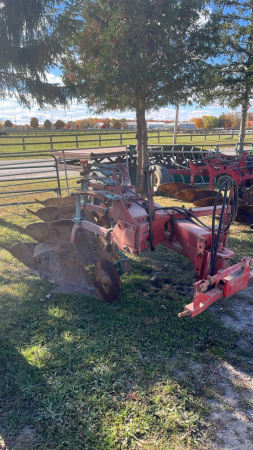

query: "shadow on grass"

left=0, top=248, right=248, bottom=450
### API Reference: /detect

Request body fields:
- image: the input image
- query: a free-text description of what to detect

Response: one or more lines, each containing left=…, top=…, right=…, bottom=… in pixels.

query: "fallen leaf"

left=151, top=276, right=156, bottom=281
left=128, top=392, right=140, bottom=401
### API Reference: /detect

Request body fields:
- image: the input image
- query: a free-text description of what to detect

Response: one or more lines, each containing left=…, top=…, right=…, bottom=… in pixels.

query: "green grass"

left=0, top=187, right=252, bottom=449
left=0, top=130, right=252, bottom=154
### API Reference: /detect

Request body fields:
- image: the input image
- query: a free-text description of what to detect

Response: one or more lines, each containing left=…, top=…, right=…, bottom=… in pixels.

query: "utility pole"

left=173, top=105, right=179, bottom=145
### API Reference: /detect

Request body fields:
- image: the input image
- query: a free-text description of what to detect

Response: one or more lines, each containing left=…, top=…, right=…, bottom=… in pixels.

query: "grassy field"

left=0, top=131, right=252, bottom=154
left=0, top=182, right=252, bottom=449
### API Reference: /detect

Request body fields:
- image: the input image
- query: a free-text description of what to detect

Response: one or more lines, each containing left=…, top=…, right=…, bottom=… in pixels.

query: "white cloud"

left=0, top=76, right=243, bottom=126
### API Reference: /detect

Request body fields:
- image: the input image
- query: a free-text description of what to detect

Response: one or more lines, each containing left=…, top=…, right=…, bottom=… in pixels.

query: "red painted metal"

left=171, top=152, right=253, bottom=190
left=75, top=164, right=252, bottom=317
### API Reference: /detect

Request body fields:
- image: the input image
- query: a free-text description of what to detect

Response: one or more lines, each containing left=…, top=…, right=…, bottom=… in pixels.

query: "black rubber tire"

left=150, top=164, right=171, bottom=194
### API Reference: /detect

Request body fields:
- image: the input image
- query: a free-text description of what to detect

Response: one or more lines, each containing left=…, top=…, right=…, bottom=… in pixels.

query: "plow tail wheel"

left=150, top=164, right=171, bottom=194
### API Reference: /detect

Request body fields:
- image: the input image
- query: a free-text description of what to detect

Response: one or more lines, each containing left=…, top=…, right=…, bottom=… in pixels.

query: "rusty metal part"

left=33, top=241, right=77, bottom=257
left=96, top=215, right=111, bottom=228
left=82, top=208, right=96, bottom=223
left=74, top=227, right=98, bottom=265
left=0, top=242, right=37, bottom=269
left=158, top=182, right=193, bottom=196
left=193, top=197, right=223, bottom=207
left=15, top=219, right=74, bottom=243
left=27, top=207, right=59, bottom=222
left=0, top=240, right=92, bottom=289
left=93, top=259, right=121, bottom=303
left=33, top=250, right=89, bottom=285
left=56, top=206, right=76, bottom=220
left=35, top=195, right=76, bottom=207
left=235, top=205, right=253, bottom=224
left=243, top=185, right=253, bottom=205
left=27, top=205, right=76, bottom=222
left=175, top=188, right=217, bottom=203
left=97, top=202, right=108, bottom=217
left=96, top=236, right=119, bottom=264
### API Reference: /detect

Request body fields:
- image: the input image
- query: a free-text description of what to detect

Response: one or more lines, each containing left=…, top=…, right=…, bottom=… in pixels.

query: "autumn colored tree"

left=44, top=119, right=52, bottom=129
left=194, top=118, right=204, bottom=129
left=62, top=0, right=217, bottom=193
left=30, top=117, right=39, bottom=128
left=113, top=120, right=121, bottom=129
left=54, top=119, right=66, bottom=129
left=102, top=119, right=110, bottom=129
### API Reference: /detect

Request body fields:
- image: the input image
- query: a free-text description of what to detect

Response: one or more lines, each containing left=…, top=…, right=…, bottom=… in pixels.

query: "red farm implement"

left=3, top=159, right=253, bottom=318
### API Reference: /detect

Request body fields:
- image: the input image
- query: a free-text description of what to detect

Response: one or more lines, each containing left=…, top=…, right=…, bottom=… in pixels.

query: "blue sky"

left=0, top=69, right=242, bottom=126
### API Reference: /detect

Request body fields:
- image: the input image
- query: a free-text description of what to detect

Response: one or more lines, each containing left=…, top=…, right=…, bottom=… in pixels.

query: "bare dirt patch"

left=206, top=286, right=253, bottom=449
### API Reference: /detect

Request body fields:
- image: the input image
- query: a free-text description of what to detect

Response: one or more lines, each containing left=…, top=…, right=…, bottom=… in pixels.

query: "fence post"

left=99, top=132, right=101, bottom=146
left=62, top=150, right=70, bottom=196
left=191, top=131, right=193, bottom=141
left=22, top=137, right=25, bottom=151
left=158, top=130, right=160, bottom=143
left=120, top=132, right=122, bottom=145
left=205, top=129, right=206, bottom=140
left=50, top=136, right=53, bottom=150
left=76, top=135, right=79, bottom=148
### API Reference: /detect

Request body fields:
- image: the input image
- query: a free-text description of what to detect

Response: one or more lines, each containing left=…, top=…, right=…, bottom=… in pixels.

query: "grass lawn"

left=0, top=184, right=252, bottom=449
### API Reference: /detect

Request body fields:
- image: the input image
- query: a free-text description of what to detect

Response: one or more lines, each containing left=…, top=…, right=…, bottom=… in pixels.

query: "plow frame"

left=70, top=164, right=253, bottom=317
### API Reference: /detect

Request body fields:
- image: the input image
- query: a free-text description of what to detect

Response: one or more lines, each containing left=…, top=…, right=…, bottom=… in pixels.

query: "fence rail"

left=0, top=128, right=251, bottom=151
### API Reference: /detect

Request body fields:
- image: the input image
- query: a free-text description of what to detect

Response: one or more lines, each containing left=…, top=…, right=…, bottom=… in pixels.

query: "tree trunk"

left=238, top=99, right=248, bottom=151
left=135, top=106, right=148, bottom=195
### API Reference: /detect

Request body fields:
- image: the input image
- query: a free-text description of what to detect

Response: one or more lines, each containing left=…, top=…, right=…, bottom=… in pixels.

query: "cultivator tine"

left=27, top=207, right=59, bottom=222
left=15, top=220, right=74, bottom=243
left=96, top=236, right=119, bottom=264
left=74, top=227, right=98, bottom=265
left=175, top=189, right=217, bottom=203
left=158, top=182, right=193, bottom=196
left=0, top=242, right=37, bottom=269
left=93, top=259, right=121, bottom=303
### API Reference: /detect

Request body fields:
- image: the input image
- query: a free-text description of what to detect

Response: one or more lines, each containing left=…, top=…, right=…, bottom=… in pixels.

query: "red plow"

left=2, top=161, right=253, bottom=318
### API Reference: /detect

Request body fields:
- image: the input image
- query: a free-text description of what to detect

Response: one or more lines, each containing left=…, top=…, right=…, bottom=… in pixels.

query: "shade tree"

left=62, top=0, right=217, bottom=193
